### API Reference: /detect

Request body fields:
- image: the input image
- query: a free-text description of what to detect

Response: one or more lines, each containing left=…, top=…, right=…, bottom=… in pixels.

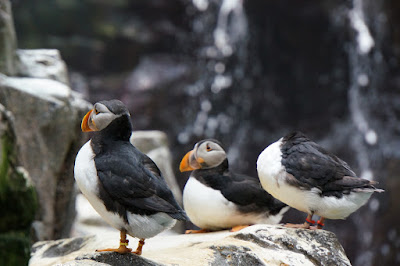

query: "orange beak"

left=81, top=109, right=94, bottom=132
left=179, top=150, right=204, bottom=172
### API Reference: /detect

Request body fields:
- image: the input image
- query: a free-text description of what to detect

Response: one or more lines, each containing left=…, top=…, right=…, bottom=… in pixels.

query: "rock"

left=0, top=74, right=92, bottom=241
left=30, top=225, right=351, bottom=266
left=0, top=103, right=38, bottom=266
left=16, top=49, right=69, bottom=85
left=0, top=0, right=17, bottom=75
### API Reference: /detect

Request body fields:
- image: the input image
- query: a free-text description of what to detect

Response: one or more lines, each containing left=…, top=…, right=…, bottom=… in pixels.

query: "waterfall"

left=348, top=0, right=376, bottom=179
left=348, top=1, right=382, bottom=265
left=180, top=0, right=249, bottom=156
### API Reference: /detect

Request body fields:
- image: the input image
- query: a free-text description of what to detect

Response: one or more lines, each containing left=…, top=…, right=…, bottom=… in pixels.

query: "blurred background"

left=5, top=0, right=400, bottom=265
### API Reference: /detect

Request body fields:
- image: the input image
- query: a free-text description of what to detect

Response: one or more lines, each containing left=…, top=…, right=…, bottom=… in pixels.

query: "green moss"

left=0, top=124, right=37, bottom=265
left=0, top=134, right=11, bottom=197
left=0, top=231, right=31, bottom=266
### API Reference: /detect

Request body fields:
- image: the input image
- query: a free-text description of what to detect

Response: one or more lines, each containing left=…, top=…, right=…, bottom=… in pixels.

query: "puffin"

left=179, top=139, right=289, bottom=233
left=257, top=131, right=384, bottom=229
left=74, top=99, right=188, bottom=254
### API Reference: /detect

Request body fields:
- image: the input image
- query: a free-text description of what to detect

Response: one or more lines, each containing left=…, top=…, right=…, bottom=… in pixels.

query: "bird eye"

left=206, top=145, right=212, bottom=151
left=94, top=108, right=99, bottom=115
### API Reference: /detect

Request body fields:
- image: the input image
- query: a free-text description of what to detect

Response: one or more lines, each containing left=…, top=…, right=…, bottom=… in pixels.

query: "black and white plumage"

left=179, top=139, right=289, bottom=233
left=74, top=99, right=188, bottom=254
left=257, top=131, right=384, bottom=229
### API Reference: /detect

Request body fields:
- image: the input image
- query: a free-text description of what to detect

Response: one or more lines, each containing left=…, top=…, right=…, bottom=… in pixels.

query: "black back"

left=91, top=114, right=188, bottom=222
left=192, top=159, right=287, bottom=215
left=281, top=131, right=377, bottom=197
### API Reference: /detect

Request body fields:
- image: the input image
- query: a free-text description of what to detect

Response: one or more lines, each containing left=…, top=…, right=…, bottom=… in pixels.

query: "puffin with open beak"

left=257, top=131, right=384, bottom=229
left=74, top=99, right=188, bottom=254
left=180, top=139, right=289, bottom=233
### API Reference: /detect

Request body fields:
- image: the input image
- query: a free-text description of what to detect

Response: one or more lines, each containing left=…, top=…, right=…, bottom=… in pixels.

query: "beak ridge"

left=179, top=150, right=201, bottom=172
left=81, top=109, right=94, bottom=132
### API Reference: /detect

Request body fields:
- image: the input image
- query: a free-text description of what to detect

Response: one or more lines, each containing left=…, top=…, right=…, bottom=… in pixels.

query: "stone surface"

left=0, top=0, right=17, bottom=75
left=0, top=103, right=38, bottom=266
left=0, top=75, right=92, bottom=241
left=30, top=225, right=351, bottom=266
left=16, top=49, right=69, bottom=85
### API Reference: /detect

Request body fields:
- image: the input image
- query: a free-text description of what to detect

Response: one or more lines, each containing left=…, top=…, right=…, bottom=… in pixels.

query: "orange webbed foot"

left=230, top=225, right=250, bottom=232
left=185, top=229, right=211, bottom=234
left=96, top=245, right=132, bottom=254
left=284, top=222, right=311, bottom=229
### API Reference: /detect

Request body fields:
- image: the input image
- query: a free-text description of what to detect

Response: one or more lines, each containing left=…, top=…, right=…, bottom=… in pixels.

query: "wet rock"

left=30, top=225, right=351, bottom=266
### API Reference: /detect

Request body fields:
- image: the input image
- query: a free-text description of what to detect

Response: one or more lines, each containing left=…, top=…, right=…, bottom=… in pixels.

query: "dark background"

left=11, top=0, right=400, bottom=265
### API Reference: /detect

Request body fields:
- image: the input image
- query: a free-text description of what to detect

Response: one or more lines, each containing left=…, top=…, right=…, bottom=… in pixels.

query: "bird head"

left=81, top=99, right=130, bottom=132
left=179, top=139, right=227, bottom=172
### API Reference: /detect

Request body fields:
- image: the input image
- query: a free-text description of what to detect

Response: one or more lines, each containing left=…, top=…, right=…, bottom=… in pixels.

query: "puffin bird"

left=180, top=139, right=289, bottom=233
left=257, top=131, right=384, bottom=229
left=74, top=99, right=188, bottom=255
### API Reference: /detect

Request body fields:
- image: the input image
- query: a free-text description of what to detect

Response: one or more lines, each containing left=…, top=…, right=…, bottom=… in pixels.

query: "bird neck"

left=95, top=115, right=133, bottom=143
left=195, top=159, right=229, bottom=176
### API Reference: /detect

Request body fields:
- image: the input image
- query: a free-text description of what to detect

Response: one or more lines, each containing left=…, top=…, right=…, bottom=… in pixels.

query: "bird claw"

left=185, top=229, right=210, bottom=234
left=284, top=223, right=311, bottom=229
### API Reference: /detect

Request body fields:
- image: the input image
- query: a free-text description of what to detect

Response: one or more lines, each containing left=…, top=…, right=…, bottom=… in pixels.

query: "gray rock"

left=0, top=74, right=91, bottom=241
left=0, top=0, right=17, bottom=75
left=30, top=225, right=351, bottom=266
left=16, top=49, right=69, bottom=85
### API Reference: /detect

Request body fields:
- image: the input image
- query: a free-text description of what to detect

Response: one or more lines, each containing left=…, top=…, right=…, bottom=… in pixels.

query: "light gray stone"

left=0, top=74, right=91, bottom=240
left=16, top=49, right=69, bottom=85
left=30, top=225, right=351, bottom=266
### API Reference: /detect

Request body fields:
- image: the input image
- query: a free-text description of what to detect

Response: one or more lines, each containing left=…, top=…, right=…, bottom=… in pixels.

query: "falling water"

left=348, top=0, right=381, bottom=265
left=180, top=0, right=249, bottom=159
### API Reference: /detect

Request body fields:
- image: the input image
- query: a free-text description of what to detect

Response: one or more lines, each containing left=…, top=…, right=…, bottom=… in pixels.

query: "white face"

left=88, top=103, right=122, bottom=131
left=194, top=141, right=227, bottom=169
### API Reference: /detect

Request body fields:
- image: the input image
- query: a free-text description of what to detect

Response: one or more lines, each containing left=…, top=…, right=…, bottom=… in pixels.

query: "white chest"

left=183, top=177, right=237, bottom=230
left=257, top=140, right=310, bottom=214
left=74, top=141, right=126, bottom=230
left=183, top=176, right=279, bottom=230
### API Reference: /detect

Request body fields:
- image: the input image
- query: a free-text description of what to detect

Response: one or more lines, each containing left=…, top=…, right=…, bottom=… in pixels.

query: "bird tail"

left=369, top=180, right=385, bottom=193
left=353, top=180, right=384, bottom=193
left=168, top=210, right=190, bottom=221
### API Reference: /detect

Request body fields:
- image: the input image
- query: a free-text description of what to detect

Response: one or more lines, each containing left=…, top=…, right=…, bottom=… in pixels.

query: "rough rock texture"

left=16, top=49, right=69, bottom=84
left=0, top=0, right=17, bottom=75
left=30, top=225, right=351, bottom=266
left=0, top=103, right=38, bottom=266
left=0, top=74, right=91, bottom=241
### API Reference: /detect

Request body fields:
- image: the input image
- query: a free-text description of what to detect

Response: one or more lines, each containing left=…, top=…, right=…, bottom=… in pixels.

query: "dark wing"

left=221, top=172, right=288, bottom=214
left=194, top=163, right=287, bottom=215
left=95, top=143, right=188, bottom=221
left=281, top=138, right=378, bottom=196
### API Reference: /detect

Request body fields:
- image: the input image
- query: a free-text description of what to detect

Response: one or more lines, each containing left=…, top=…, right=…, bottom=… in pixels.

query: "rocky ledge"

left=30, top=224, right=351, bottom=266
